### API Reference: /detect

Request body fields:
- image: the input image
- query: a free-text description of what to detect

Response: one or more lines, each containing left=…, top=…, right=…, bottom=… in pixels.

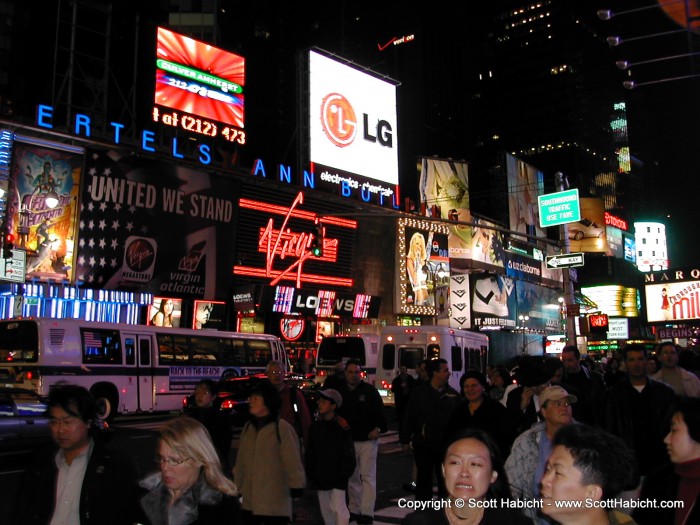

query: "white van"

left=376, top=326, right=489, bottom=402
left=314, top=334, right=380, bottom=388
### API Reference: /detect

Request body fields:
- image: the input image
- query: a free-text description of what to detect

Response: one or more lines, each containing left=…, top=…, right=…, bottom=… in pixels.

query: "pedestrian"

left=540, top=424, right=639, bottom=525
left=324, top=361, right=347, bottom=389
left=234, top=380, right=305, bottom=524
left=266, top=360, right=313, bottom=445
left=559, top=345, right=606, bottom=425
left=137, top=417, right=240, bottom=525
left=651, top=342, right=700, bottom=397
left=182, top=379, right=233, bottom=471
left=338, top=359, right=387, bottom=524
left=504, top=357, right=551, bottom=436
left=391, top=365, right=416, bottom=429
left=401, top=428, right=533, bottom=524
left=305, top=389, right=356, bottom=525
left=400, top=358, right=460, bottom=502
left=13, top=383, right=140, bottom=525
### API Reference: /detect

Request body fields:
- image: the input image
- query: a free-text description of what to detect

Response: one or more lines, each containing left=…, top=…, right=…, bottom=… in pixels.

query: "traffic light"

left=310, top=221, right=324, bottom=257
left=2, top=232, right=14, bottom=259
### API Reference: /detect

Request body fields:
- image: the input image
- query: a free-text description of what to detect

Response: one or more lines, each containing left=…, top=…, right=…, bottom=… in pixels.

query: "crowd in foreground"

left=9, top=341, right=700, bottom=525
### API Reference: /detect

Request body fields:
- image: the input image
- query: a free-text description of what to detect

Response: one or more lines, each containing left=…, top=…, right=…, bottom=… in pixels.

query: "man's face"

left=659, top=345, right=679, bottom=369
left=433, top=363, right=451, bottom=386
left=561, top=351, right=581, bottom=374
left=345, top=364, right=362, bottom=387
left=625, top=350, right=647, bottom=380
left=541, top=398, right=573, bottom=428
left=49, top=404, right=91, bottom=455
left=266, top=365, right=285, bottom=388
left=194, top=384, right=215, bottom=408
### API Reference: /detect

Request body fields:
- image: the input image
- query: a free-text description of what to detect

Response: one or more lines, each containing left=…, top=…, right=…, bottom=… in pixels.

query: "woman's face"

left=540, top=445, right=597, bottom=522
left=248, top=393, right=269, bottom=418
left=665, top=412, right=700, bottom=464
left=164, top=300, right=174, bottom=314
left=462, top=378, right=485, bottom=403
left=443, top=437, right=497, bottom=501
left=157, top=440, right=200, bottom=495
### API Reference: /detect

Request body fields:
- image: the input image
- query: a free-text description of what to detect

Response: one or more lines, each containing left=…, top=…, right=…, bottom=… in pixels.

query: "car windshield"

left=217, top=376, right=265, bottom=396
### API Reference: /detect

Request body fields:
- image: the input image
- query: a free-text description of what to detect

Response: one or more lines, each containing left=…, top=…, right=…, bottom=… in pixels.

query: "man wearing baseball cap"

left=505, top=385, right=577, bottom=523
left=305, top=389, right=356, bottom=525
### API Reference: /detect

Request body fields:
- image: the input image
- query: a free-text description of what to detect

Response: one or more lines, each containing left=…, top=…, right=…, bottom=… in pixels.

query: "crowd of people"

left=11, top=343, right=700, bottom=525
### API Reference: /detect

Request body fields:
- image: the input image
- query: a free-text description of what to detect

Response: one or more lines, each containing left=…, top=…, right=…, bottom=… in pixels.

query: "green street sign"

left=538, top=189, right=581, bottom=228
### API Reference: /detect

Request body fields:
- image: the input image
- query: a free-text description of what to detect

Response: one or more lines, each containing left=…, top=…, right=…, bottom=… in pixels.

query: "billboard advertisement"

left=449, top=216, right=506, bottom=273
left=397, top=218, right=450, bottom=316
left=470, top=273, right=517, bottom=330
left=193, top=300, right=226, bottom=329
left=515, top=281, right=563, bottom=333
left=75, top=149, right=240, bottom=299
left=148, top=297, right=183, bottom=327
left=8, top=141, right=82, bottom=282
left=645, top=281, right=700, bottom=323
left=308, top=49, right=398, bottom=205
left=155, top=27, right=245, bottom=134
left=581, top=285, right=639, bottom=318
left=506, top=154, right=545, bottom=241
left=567, top=198, right=609, bottom=254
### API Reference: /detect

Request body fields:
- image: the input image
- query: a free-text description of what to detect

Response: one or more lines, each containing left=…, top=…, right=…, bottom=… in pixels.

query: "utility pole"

left=555, top=172, right=578, bottom=346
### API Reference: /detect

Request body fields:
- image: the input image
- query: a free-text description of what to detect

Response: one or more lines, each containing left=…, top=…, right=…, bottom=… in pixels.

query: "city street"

left=1, top=406, right=417, bottom=524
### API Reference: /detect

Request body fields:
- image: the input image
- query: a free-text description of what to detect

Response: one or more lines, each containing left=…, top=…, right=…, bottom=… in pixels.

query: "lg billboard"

left=308, top=49, right=399, bottom=205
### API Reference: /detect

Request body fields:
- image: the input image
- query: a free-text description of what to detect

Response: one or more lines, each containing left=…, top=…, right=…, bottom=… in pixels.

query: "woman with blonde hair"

left=406, top=231, right=432, bottom=306
left=138, top=417, right=240, bottom=525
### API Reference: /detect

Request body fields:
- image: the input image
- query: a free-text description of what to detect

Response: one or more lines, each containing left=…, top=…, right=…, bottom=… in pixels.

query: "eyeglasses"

left=267, top=370, right=284, bottom=376
left=546, top=400, right=571, bottom=408
left=154, top=455, right=191, bottom=467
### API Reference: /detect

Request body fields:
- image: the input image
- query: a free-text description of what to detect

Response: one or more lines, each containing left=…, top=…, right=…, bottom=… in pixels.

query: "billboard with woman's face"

left=148, top=297, right=182, bottom=327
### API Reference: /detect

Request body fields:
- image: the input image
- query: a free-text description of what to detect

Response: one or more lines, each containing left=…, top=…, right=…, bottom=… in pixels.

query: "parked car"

left=182, top=373, right=322, bottom=427
left=0, top=387, right=51, bottom=451
left=568, top=218, right=605, bottom=240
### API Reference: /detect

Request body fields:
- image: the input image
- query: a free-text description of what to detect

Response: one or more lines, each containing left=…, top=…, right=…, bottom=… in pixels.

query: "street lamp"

left=518, top=315, right=530, bottom=353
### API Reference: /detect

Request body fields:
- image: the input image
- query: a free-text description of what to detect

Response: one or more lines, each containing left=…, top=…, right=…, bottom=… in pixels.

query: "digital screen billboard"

left=155, top=27, right=245, bottom=140
left=645, top=281, right=700, bottom=323
left=308, top=49, right=399, bottom=204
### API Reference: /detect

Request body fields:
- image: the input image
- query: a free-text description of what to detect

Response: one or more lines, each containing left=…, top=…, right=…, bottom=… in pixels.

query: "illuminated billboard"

left=506, top=154, right=545, bottom=241
left=580, top=285, right=639, bottom=318
left=154, top=27, right=245, bottom=143
left=308, top=49, right=399, bottom=204
left=567, top=198, right=610, bottom=254
left=645, top=281, right=700, bottom=323
left=634, top=222, right=668, bottom=272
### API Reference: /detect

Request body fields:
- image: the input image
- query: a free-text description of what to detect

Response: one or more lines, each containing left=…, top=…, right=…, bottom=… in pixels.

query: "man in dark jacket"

left=338, top=359, right=387, bottom=524
left=400, top=358, right=460, bottom=502
left=603, top=343, right=676, bottom=477
left=306, top=388, right=356, bottom=525
left=13, top=384, right=139, bottom=525
left=560, top=345, right=606, bottom=425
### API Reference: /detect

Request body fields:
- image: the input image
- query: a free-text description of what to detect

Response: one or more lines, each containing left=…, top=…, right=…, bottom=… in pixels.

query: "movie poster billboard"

left=193, top=300, right=226, bottom=329
left=9, top=142, right=82, bottom=282
left=506, top=154, right=545, bottom=241
left=75, top=149, right=239, bottom=299
left=567, top=198, right=609, bottom=254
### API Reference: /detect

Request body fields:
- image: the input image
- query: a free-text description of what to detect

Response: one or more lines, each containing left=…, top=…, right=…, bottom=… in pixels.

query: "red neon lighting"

left=233, top=265, right=354, bottom=287
left=239, top=198, right=357, bottom=229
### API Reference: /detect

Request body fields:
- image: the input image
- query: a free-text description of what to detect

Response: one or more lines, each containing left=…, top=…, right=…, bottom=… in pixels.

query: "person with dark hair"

left=559, top=345, right=606, bottom=425
left=323, top=361, right=347, bottom=390
left=603, top=344, right=676, bottom=477
left=505, top=357, right=551, bottom=436
left=182, top=379, right=233, bottom=471
left=391, top=365, right=416, bottom=429
left=634, top=396, right=700, bottom=524
left=234, top=380, right=305, bottom=524
left=151, top=298, right=174, bottom=327
left=505, top=385, right=578, bottom=524
left=646, top=354, right=661, bottom=375
left=446, top=369, right=517, bottom=458
left=13, top=383, right=140, bottom=525
left=402, top=428, right=533, bottom=524
left=603, top=357, right=625, bottom=388
left=651, top=342, right=700, bottom=397
left=540, top=424, right=639, bottom=525
left=487, top=364, right=512, bottom=403
left=338, top=359, right=387, bottom=524
left=400, top=358, right=461, bottom=503
left=137, top=417, right=240, bottom=525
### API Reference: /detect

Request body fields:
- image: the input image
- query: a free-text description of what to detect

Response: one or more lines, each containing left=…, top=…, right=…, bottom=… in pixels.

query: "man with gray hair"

left=266, top=360, right=312, bottom=443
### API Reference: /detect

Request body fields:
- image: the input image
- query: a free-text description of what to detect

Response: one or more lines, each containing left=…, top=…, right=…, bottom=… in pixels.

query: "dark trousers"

left=413, top=443, right=446, bottom=502
left=241, top=510, right=290, bottom=525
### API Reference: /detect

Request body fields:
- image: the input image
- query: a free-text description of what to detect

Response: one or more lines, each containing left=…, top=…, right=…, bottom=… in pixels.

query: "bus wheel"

left=92, top=385, right=118, bottom=423
left=221, top=369, right=239, bottom=380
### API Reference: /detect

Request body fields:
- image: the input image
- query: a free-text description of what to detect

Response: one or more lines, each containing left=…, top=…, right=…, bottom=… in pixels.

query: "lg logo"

left=320, top=92, right=393, bottom=148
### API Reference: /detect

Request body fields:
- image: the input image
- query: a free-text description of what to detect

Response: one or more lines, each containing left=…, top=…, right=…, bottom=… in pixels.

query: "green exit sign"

left=538, top=189, right=581, bottom=228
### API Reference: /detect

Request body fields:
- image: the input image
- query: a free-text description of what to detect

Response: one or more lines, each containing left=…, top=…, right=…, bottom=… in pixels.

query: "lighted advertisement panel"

left=192, top=300, right=225, bottom=329
left=506, top=154, right=546, bottom=241
left=515, top=281, right=563, bottom=333
left=8, top=141, right=82, bottom=283
left=155, top=27, right=245, bottom=141
left=567, top=198, right=609, bottom=254
left=308, top=49, right=399, bottom=205
left=581, top=285, right=639, bottom=318
left=148, top=297, right=183, bottom=327
left=260, top=286, right=381, bottom=319
left=470, top=273, right=517, bottom=330
left=645, top=280, right=700, bottom=323
left=635, top=222, right=668, bottom=272
left=75, top=149, right=240, bottom=299
left=397, top=218, right=450, bottom=316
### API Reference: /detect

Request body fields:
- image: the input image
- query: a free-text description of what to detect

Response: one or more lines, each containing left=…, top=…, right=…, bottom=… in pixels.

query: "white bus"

left=314, top=334, right=380, bottom=388
left=376, top=325, right=489, bottom=402
left=0, top=317, right=288, bottom=420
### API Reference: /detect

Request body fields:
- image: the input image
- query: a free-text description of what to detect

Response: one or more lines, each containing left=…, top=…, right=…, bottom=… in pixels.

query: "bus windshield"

left=317, top=338, right=367, bottom=366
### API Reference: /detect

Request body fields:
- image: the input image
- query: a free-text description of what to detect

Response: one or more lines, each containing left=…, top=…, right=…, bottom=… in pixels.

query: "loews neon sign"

left=233, top=192, right=357, bottom=288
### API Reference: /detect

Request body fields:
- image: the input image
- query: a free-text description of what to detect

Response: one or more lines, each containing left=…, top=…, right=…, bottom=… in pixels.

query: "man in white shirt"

left=652, top=342, right=700, bottom=397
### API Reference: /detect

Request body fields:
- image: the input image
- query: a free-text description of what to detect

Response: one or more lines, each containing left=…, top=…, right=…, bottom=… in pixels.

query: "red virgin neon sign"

left=233, top=192, right=357, bottom=288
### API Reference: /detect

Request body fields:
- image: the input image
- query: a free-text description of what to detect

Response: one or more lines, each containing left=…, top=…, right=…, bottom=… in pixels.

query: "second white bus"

left=376, top=325, right=489, bottom=402
left=0, top=317, right=288, bottom=420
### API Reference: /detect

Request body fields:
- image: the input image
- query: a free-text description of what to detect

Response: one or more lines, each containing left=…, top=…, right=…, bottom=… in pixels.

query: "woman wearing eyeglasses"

left=138, top=417, right=240, bottom=525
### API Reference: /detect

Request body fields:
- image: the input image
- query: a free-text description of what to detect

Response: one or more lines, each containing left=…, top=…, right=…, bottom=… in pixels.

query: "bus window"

left=228, top=340, right=247, bottom=366
left=139, top=338, right=151, bottom=366
left=191, top=336, right=219, bottom=362
left=0, top=322, right=39, bottom=363
left=398, top=347, right=423, bottom=369
left=247, top=340, right=272, bottom=366
left=381, top=344, right=395, bottom=370
left=317, top=338, right=367, bottom=366
left=451, top=346, right=463, bottom=372
left=125, top=338, right=135, bottom=365
left=81, top=329, right=122, bottom=364
left=427, top=344, right=440, bottom=361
